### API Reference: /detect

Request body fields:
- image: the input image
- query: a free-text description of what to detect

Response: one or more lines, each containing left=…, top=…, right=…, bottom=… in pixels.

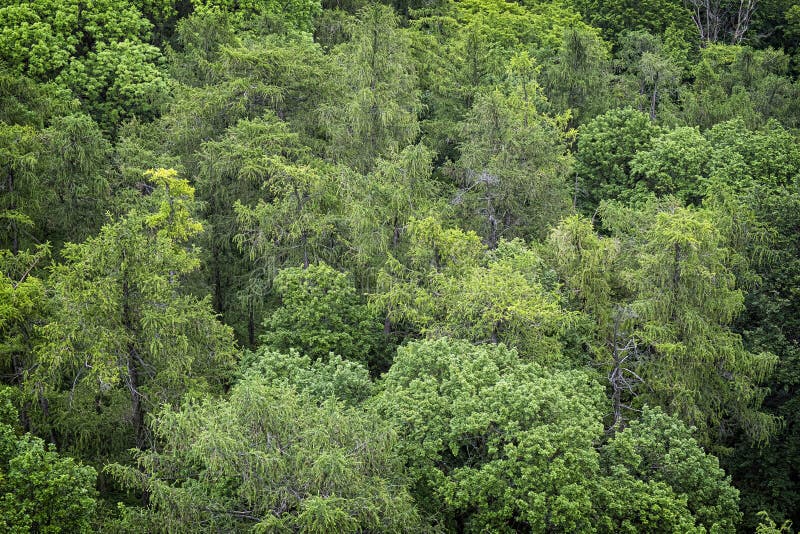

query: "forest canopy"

left=1, top=0, right=799, bottom=531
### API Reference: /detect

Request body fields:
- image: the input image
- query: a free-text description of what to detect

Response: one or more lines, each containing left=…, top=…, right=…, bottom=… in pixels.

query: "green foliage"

left=339, top=143, right=449, bottom=292
left=261, top=263, right=380, bottom=365
left=58, top=40, right=171, bottom=133
left=542, top=27, right=613, bottom=124
left=376, top=338, right=739, bottom=531
left=375, top=337, right=606, bottom=532
left=107, top=377, right=423, bottom=532
left=1, top=0, right=799, bottom=528
left=682, top=44, right=800, bottom=129
left=190, top=0, right=322, bottom=32
left=0, top=246, right=50, bottom=392
left=0, top=122, right=43, bottom=253
left=607, top=201, right=779, bottom=443
left=0, top=0, right=151, bottom=80
left=0, top=387, right=97, bottom=533
left=574, top=107, right=662, bottom=210
left=568, top=0, right=693, bottom=42
left=321, top=3, right=420, bottom=173
left=34, top=169, right=236, bottom=456
left=600, top=407, right=741, bottom=532
left=374, top=217, right=570, bottom=361
left=629, top=126, right=710, bottom=204
left=455, top=81, right=572, bottom=244
left=240, top=347, right=374, bottom=404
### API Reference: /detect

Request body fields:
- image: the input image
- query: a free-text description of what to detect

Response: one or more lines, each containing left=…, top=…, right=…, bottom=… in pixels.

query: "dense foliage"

left=1, top=0, right=799, bottom=531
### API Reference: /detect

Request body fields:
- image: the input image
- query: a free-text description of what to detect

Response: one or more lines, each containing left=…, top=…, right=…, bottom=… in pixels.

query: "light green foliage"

left=0, top=0, right=166, bottom=132
left=107, top=377, right=423, bottom=532
left=574, top=107, right=662, bottom=210
left=214, top=35, right=339, bottom=141
left=35, top=169, right=236, bottom=454
left=232, top=118, right=342, bottom=270
left=547, top=214, right=646, bottom=430
left=600, top=407, right=741, bottom=532
left=261, top=263, right=380, bottom=365
left=240, top=347, right=374, bottom=403
left=375, top=337, right=606, bottom=532
left=168, top=8, right=238, bottom=86
left=0, top=0, right=151, bottom=80
left=0, top=113, right=110, bottom=252
left=321, top=4, right=420, bottom=173
left=343, top=143, right=445, bottom=278
left=375, top=217, right=569, bottom=360
left=453, top=0, right=590, bottom=51
left=704, top=118, right=800, bottom=190
left=0, top=246, right=49, bottom=390
left=377, top=338, right=743, bottom=531
left=0, top=387, right=97, bottom=533
left=455, top=78, right=572, bottom=244
left=755, top=511, right=793, bottom=533
left=433, top=239, right=568, bottom=362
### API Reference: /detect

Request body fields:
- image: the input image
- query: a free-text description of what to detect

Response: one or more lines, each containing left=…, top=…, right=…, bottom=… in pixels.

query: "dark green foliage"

left=574, top=107, right=662, bottom=210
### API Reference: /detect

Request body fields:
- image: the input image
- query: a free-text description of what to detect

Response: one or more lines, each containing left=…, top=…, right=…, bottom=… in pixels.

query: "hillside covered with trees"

left=1, top=0, right=799, bottom=531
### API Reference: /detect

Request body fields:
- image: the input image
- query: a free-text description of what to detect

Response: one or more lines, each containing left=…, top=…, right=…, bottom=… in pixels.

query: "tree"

left=375, top=337, right=607, bottom=532
left=684, top=0, right=757, bottom=44
left=375, top=338, right=740, bottom=531
left=629, top=126, right=711, bottom=204
left=0, top=123, right=42, bottom=255
left=107, top=377, right=424, bottom=532
left=321, top=4, right=420, bottom=173
left=0, top=387, right=97, bottom=533
left=547, top=215, right=635, bottom=429
left=38, top=113, right=110, bottom=246
left=606, top=201, right=779, bottom=443
left=35, top=169, right=236, bottom=457
left=189, top=0, right=322, bottom=33
left=57, top=39, right=171, bottom=134
left=542, top=27, right=613, bottom=125
left=239, top=347, right=374, bottom=404
left=616, top=31, right=682, bottom=121
left=260, top=263, right=381, bottom=366
left=598, top=407, right=741, bottom=532
left=574, top=107, right=662, bottom=211
left=342, top=143, right=445, bottom=282
left=196, top=115, right=306, bottom=344
left=373, top=217, right=570, bottom=362
left=568, top=0, right=693, bottom=41
left=455, top=78, right=572, bottom=246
